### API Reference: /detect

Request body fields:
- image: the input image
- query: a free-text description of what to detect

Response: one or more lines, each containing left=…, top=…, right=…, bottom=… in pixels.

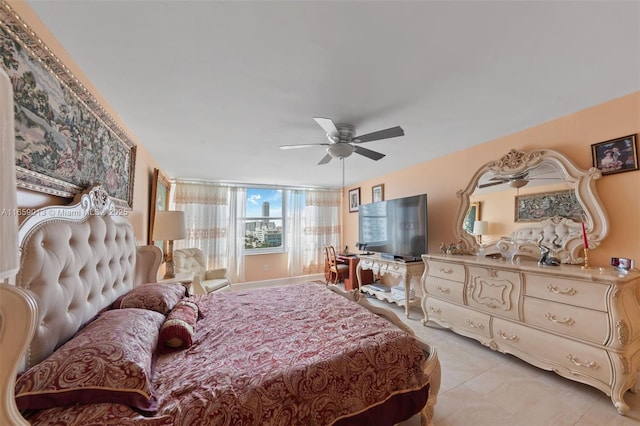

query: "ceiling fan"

left=477, top=171, right=558, bottom=189
left=279, top=117, right=404, bottom=165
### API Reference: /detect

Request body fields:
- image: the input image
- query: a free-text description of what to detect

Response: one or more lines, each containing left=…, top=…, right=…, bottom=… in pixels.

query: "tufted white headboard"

left=15, top=186, right=140, bottom=369
left=488, top=216, right=584, bottom=264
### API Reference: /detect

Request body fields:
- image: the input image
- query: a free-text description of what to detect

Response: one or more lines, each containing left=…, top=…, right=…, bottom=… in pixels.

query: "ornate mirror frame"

left=453, top=149, right=609, bottom=264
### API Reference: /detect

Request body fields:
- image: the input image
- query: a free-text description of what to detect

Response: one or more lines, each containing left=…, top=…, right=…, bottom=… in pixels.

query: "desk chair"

left=324, top=246, right=349, bottom=284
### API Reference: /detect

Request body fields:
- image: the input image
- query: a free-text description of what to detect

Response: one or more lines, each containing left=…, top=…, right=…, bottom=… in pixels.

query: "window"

left=244, top=188, right=284, bottom=252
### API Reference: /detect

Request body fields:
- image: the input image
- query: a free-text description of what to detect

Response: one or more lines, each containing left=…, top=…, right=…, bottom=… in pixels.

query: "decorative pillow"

left=15, top=308, right=165, bottom=413
left=113, top=281, right=186, bottom=315
left=158, top=300, right=200, bottom=353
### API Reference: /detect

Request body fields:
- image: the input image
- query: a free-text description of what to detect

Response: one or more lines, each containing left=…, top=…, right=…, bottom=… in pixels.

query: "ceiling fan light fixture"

left=510, top=179, right=528, bottom=188
left=327, top=143, right=355, bottom=159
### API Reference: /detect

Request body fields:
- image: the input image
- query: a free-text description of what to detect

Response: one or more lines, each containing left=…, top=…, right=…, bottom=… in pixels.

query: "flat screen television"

left=357, top=193, right=428, bottom=261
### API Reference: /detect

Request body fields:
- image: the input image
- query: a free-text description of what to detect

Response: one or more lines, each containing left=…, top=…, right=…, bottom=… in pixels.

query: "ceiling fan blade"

left=353, top=145, right=385, bottom=161
left=353, top=126, right=404, bottom=143
left=318, top=153, right=333, bottom=165
left=313, top=117, right=339, bottom=138
left=527, top=177, right=561, bottom=180
left=279, top=143, right=330, bottom=150
left=478, top=180, right=506, bottom=189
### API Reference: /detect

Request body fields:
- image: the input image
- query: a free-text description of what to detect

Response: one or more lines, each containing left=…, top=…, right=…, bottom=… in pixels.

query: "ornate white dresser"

left=426, top=148, right=640, bottom=414
left=422, top=254, right=640, bottom=414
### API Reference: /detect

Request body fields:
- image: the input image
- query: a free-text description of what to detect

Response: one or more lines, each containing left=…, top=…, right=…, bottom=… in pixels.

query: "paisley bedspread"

left=26, top=282, right=430, bottom=425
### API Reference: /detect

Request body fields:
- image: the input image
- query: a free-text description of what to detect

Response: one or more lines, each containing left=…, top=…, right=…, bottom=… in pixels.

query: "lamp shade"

left=0, top=67, right=19, bottom=280
left=473, top=220, right=489, bottom=236
left=153, top=210, right=186, bottom=241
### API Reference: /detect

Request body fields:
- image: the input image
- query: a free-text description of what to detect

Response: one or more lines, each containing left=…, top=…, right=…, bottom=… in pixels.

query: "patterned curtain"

left=287, top=189, right=342, bottom=275
left=172, top=181, right=245, bottom=282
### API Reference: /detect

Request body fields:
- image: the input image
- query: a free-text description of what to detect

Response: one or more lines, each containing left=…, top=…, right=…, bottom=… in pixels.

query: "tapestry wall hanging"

left=515, top=189, right=584, bottom=223
left=0, top=2, right=136, bottom=208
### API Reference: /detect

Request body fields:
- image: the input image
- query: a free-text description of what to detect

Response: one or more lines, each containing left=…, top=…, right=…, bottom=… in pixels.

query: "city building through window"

left=244, top=188, right=285, bottom=252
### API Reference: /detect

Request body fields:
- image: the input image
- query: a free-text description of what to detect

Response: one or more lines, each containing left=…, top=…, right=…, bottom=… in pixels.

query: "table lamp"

left=473, top=220, right=489, bottom=245
left=153, top=210, right=186, bottom=279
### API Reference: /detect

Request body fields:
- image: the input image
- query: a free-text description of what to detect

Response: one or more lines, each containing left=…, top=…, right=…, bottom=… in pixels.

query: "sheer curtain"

left=287, top=189, right=341, bottom=276
left=172, top=181, right=245, bottom=283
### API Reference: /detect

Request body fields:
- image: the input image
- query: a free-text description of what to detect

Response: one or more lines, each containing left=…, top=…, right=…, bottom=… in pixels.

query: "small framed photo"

left=463, top=202, right=480, bottom=235
left=349, top=187, right=361, bottom=213
left=372, top=184, right=384, bottom=203
left=591, top=134, right=638, bottom=175
left=611, top=257, right=635, bottom=271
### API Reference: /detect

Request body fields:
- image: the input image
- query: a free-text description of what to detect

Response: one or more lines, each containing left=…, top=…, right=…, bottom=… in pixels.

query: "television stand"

left=356, top=255, right=425, bottom=318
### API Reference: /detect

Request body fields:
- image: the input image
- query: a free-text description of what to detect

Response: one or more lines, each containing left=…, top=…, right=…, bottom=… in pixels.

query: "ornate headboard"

left=487, top=216, right=584, bottom=264
left=15, top=186, right=144, bottom=369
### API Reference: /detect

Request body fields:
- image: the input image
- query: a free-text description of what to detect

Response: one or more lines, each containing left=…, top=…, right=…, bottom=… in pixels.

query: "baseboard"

left=231, top=274, right=324, bottom=291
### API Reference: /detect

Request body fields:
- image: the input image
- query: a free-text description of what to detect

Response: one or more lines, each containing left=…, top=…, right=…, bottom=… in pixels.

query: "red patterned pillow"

left=15, top=308, right=165, bottom=413
left=158, top=300, right=200, bottom=353
left=113, top=281, right=186, bottom=315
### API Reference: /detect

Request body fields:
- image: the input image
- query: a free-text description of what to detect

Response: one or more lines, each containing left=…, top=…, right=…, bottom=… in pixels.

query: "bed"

left=0, top=185, right=440, bottom=426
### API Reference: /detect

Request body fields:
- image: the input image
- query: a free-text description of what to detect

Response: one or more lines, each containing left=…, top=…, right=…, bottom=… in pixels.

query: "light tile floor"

left=370, top=301, right=640, bottom=426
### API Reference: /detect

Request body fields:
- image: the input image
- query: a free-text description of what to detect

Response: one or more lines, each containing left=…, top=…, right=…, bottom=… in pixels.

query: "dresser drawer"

left=359, top=258, right=384, bottom=274
left=523, top=296, right=609, bottom=344
left=424, top=298, right=491, bottom=338
left=424, top=276, right=465, bottom=304
left=426, top=260, right=466, bottom=283
left=524, top=274, right=608, bottom=311
left=466, top=266, right=522, bottom=320
left=492, top=318, right=611, bottom=386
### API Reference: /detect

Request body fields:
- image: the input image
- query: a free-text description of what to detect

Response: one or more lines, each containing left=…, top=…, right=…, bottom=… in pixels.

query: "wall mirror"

left=453, top=149, right=609, bottom=264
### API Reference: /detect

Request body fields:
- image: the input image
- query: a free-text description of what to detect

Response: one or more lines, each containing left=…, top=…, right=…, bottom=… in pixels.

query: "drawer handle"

left=497, top=330, right=519, bottom=342
left=545, top=313, right=575, bottom=326
left=567, top=354, right=599, bottom=370
left=429, top=306, right=441, bottom=314
left=468, top=319, right=484, bottom=329
left=439, top=267, right=453, bottom=274
left=436, top=286, right=450, bottom=294
left=547, top=284, right=577, bottom=296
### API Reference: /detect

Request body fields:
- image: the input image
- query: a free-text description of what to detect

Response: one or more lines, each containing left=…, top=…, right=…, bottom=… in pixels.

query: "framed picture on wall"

left=372, top=184, right=384, bottom=203
left=463, top=202, right=480, bottom=235
left=591, top=134, right=638, bottom=175
left=0, top=8, right=137, bottom=208
left=515, top=189, right=583, bottom=223
left=149, top=168, right=171, bottom=254
left=349, top=188, right=361, bottom=213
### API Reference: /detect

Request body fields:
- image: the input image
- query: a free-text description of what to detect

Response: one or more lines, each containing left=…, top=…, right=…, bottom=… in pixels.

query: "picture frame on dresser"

left=591, top=134, right=638, bottom=175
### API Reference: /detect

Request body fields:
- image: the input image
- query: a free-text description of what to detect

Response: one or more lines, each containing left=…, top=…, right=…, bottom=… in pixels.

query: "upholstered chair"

left=134, top=245, right=163, bottom=285
left=173, top=248, right=230, bottom=294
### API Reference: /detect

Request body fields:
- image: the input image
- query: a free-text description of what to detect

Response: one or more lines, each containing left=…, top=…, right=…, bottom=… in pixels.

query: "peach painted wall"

left=9, top=2, right=639, bottom=278
left=9, top=1, right=161, bottom=245
left=244, top=253, right=291, bottom=282
left=343, top=92, right=640, bottom=268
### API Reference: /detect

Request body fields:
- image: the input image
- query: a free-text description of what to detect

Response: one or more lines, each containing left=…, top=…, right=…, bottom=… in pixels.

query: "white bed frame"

left=0, top=185, right=440, bottom=426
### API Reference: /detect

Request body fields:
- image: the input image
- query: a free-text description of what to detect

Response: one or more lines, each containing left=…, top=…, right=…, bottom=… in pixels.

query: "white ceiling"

left=26, top=0, right=640, bottom=188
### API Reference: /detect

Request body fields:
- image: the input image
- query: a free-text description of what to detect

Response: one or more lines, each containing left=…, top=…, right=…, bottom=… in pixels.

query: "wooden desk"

left=337, top=255, right=374, bottom=290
